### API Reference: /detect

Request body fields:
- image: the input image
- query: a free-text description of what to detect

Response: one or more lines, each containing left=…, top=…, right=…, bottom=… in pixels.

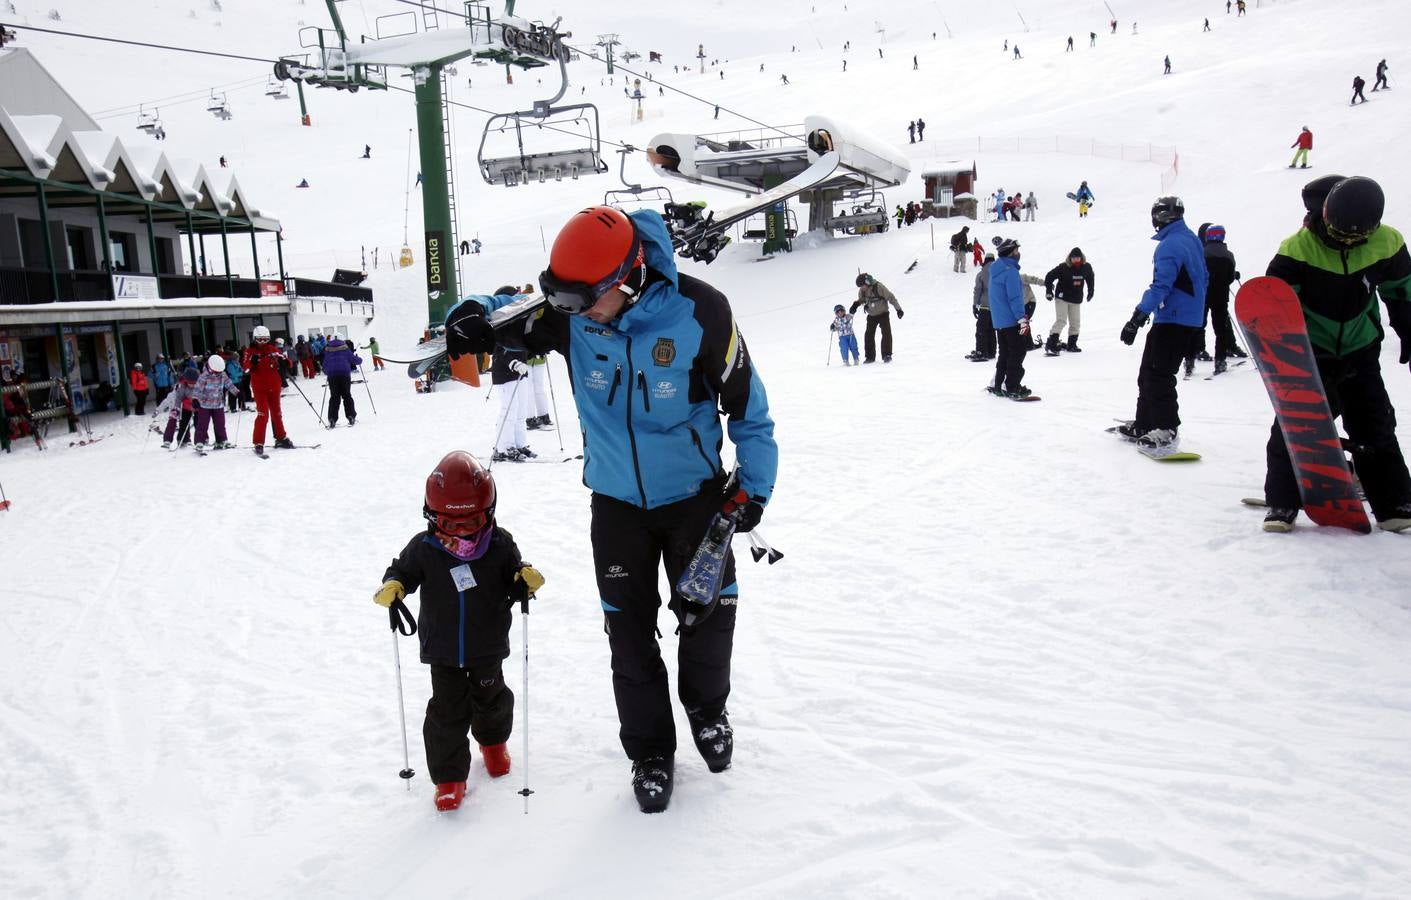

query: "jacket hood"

left=1068, top=247, right=1085, bottom=261
left=627, top=209, right=679, bottom=290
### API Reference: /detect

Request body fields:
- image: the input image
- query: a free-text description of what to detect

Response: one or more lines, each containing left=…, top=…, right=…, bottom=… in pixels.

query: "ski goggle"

left=424, top=507, right=492, bottom=537
left=1324, top=220, right=1376, bottom=247
left=538, top=238, right=643, bottom=314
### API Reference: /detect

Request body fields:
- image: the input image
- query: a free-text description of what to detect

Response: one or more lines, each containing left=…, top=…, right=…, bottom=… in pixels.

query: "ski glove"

left=896, top=308, right=905, bottom=318
left=723, top=488, right=766, bottom=533
left=509, top=565, right=544, bottom=604
left=972, top=306, right=981, bottom=320
left=374, top=579, right=406, bottom=608
left=1045, top=290, right=1054, bottom=301
left=445, top=300, right=495, bottom=360
left=1119, top=309, right=1149, bottom=346
left=1017, top=317, right=1030, bottom=336
left=509, top=360, right=529, bottom=376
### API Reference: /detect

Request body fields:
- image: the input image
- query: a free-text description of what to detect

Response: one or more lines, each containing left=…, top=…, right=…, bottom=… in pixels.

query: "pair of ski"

left=675, top=479, right=784, bottom=628
left=252, top=444, right=321, bottom=460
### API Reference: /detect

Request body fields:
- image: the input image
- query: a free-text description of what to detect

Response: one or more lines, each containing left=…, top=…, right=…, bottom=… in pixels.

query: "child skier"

left=193, top=355, right=238, bottom=450
left=372, top=450, right=544, bottom=811
left=159, top=365, right=200, bottom=449
left=831, top=304, right=860, bottom=365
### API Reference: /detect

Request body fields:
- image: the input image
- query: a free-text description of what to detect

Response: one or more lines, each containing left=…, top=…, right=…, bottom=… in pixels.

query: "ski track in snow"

left=5, top=0, right=1411, bottom=897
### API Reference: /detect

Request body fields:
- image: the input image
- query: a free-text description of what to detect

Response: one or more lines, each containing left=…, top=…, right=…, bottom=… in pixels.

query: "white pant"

left=528, top=363, right=551, bottom=418
left=1049, top=300, right=1081, bottom=337
left=493, top=380, right=529, bottom=451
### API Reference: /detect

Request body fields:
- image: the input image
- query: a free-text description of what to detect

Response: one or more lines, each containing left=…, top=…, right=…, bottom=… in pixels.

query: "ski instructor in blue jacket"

left=442, top=205, right=778, bottom=814
left=1117, top=195, right=1209, bottom=449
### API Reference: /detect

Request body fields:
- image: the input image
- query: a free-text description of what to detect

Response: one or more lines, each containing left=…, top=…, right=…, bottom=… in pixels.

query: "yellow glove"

left=515, top=566, right=545, bottom=594
left=374, top=580, right=406, bottom=608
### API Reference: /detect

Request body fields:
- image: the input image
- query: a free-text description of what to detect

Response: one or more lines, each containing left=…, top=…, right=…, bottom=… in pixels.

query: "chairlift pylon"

left=477, top=53, right=608, bottom=187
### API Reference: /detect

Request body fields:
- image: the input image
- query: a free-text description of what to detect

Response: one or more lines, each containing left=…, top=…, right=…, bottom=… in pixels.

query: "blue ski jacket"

left=987, top=256, right=1028, bottom=328
left=449, top=209, right=778, bottom=510
left=1138, top=220, right=1209, bottom=326
left=152, top=360, right=173, bottom=389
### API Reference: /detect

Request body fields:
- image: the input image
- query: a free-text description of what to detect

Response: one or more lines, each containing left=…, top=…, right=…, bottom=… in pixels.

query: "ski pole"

left=358, top=364, right=378, bottom=415
left=388, top=599, right=418, bottom=789
left=286, top=377, right=328, bottom=428
left=825, top=329, right=833, bottom=366
left=0, top=479, right=10, bottom=511
left=319, top=383, right=328, bottom=425
left=544, top=364, right=564, bottom=452
left=518, top=586, right=534, bottom=813
left=487, top=376, right=525, bottom=469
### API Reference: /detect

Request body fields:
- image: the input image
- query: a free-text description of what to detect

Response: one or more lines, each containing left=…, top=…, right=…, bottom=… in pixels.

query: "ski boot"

left=347, top=417, right=356, bottom=426
left=1196, top=350, right=1213, bottom=362
left=252, top=445, right=265, bottom=457
left=1228, top=346, right=1249, bottom=359
left=1044, top=334, right=1061, bottom=357
left=194, top=442, right=209, bottom=452
left=516, top=446, right=538, bottom=459
left=631, top=755, right=675, bottom=814
left=538, top=415, right=552, bottom=427
left=213, top=441, right=235, bottom=450
left=1183, top=359, right=1195, bottom=378
left=689, top=711, right=734, bottom=773
left=883, top=355, right=893, bottom=363
left=1263, top=508, right=1297, bottom=533
left=161, top=441, right=172, bottom=450
left=1005, top=386, right=1034, bottom=400
left=1135, top=428, right=1177, bottom=451
left=434, top=781, right=466, bottom=812
left=1116, top=421, right=1148, bottom=440
left=1065, top=334, right=1082, bottom=353
left=1376, top=505, right=1411, bottom=533
left=526, top=416, right=543, bottom=431
left=491, top=449, right=523, bottom=463
left=274, top=437, right=296, bottom=449
left=1213, top=358, right=1228, bottom=375
left=479, top=743, right=512, bottom=778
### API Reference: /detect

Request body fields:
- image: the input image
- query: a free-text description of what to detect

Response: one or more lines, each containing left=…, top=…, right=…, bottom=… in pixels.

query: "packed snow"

left=3, top=1, right=1410, bottom=897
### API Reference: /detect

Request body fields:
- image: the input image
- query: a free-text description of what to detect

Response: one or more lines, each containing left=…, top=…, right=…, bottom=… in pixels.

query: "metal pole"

left=250, top=230, right=260, bottom=280
left=96, top=193, right=114, bottom=299
left=36, top=182, right=60, bottom=301
left=518, top=596, right=533, bottom=813
left=391, top=629, right=415, bottom=790
left=358, top=364, right=378, bottom=415
left=187, top=213, right=201, bottom=297
left=543, top=363, right=563, bottom=451
left=414, top=65, right=456, bottom=325
left=219, top=218, right=233, bottom=297
left=112, top=320, right=130, bottom=416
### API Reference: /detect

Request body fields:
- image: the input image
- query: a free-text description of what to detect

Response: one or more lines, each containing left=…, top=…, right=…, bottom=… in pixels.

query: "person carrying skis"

left=1043, top=247, right=1095, bottom=354
left=950, top=225, right=971, bottom=273
left=192, top=354, right=238, bottom=451
left=242, top=325, right=295, bottom=455
left=1289, top=126, right=1312, bottom=169
left=967, top=252, right=997, bottom=362
left=1372, top=59, right=1389, bottom=91
left=1260, top=176, right=1411, bottom=532
left=373, top=450, right=544, bottom=812
left=849, top=272, right=905, bottom=363
left=1116, top=197, right=1208, bottom=451
left=322, top=335, right=362, bottom=427
left=1194, top=224, right=1244, bottom=375
left=987, top=238, right=1033, bottom=398
left=128, top=362, right=149, bottom=415
left=831, top=304, right=860, bottom=365
left=442, top=205, right=778, bottom=814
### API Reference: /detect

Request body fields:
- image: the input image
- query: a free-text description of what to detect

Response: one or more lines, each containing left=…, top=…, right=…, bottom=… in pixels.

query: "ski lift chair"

left=207, top=92, right=232, bottom=120
left=136, top=106, right=158, bottom=134
left=265, top=77, right=290, bottom=100
left=477, top=52, right=608, bottom=187
left=602, top=146, right=674, bottom=207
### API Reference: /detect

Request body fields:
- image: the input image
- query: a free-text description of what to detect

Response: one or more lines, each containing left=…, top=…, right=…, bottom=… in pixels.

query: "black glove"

left=1045, top=290, right=1054, bottom=301
left=896, top=308, right=905, bottom=319
left=972, top=306, right=981, bottom=320
left=722, top=486, right=765, bottom=533
left=1119, top=309, right=1149, bottom=346
left=445, top=300, right=495, bottom=360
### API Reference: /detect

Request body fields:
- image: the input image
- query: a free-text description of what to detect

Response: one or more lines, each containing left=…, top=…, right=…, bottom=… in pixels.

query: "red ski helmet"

left=539, top=206, right=643, bottom=313
left=424, top=450, right=496, bottom=536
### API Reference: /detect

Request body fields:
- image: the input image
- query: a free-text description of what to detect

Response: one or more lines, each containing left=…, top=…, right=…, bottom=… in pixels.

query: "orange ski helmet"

left=539, top=206, right=644, bottom=313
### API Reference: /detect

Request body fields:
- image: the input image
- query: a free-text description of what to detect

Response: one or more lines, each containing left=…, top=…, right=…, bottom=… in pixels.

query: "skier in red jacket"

left=241, top=325, right=295, bottom=454
left=1288, top=127, right=1312, bottom=169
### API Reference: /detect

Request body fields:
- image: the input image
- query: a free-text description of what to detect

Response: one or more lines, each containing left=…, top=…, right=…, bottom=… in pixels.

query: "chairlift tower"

left=595, top=34, right=619, bottom=75
left=273, top=1, right=585, bottom=326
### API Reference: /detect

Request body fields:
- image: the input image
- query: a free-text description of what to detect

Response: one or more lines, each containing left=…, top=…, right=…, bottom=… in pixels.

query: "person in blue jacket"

left=442, top=205, right=778, bottom=814
left=986, top=237, right=1035, bottom=399
left=1118, top=196, right=1209, bottom=448
left=152, top=353, right=174, bottom=404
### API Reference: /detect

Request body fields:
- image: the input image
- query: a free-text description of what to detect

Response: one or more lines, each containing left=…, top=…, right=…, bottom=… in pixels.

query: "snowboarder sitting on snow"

left=831, top=304, right=860, bottom=365
left=849, top=273, right=905, bottom=363
left=373, top=450, right=544, bottom=812
left=1116, top=196, right=1208, bottom=451
left=1260, top=175, right=1411, bottom=533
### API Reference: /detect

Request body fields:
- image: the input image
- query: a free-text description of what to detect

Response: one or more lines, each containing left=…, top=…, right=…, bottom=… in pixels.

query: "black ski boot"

left=1263, top=508, right=1297, bottom=533
left=690, top=711, right=734, bottom=773
left=274, top=437, right=295, bottom=449
left=1044, top=334, right=1061, bottom=356
left=1066, top=334, right=1082, bottom=353
left=631, top=755, right=675, bottom=813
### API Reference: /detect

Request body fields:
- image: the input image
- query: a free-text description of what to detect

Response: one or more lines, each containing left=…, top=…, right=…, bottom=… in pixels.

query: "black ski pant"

left=974, top=309, right=996, bottom=357
left=1264, top=342, right=1411, bottom=519
left=1209, top=296, right=1239, bottom=360
left=1134, top=323, right=1199, bottom=431
left=133, top=389, right=147, bottom=415
left=423, top=662, right=513, bottom=784
left=1185, top=302, right=1211, bottom=361
left=591, top=480, right=738, bottom=761
left=863, top=313, right=893, bottom=361
left=326, top=373, right=356, bottom=424
left=993, top=325, right=1028, bottom=392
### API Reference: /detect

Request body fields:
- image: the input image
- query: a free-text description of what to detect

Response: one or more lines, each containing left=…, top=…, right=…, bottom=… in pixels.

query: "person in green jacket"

left=360, top=336, right=384, bottom=371
left=1262, top=175, right=1411, bottom=532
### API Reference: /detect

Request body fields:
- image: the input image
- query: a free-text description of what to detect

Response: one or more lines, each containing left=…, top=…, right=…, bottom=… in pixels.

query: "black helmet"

left=994, top=237, right=1020, bottom=258
left=1151, top=196, right=1184, bottom=230
left=1301, top=174, right=1345, bottom=216
left=855, top=273, right=870, bottom=287
left=1323, top=176, right=1384, bottom=246
left=833, top=304, right=846, bottom=313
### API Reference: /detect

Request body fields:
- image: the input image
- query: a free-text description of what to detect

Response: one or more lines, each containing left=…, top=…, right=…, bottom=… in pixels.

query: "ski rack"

left=477, top=51, right=608, bottom=187
left=603, top=146, right=673, bottom=207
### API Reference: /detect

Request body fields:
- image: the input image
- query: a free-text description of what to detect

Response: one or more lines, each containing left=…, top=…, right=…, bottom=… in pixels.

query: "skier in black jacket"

left=373, top=451, right=544, bottom=812
left=1042, top=247, right=1094, bottom=353
left=1195, top=224, right=1244, bottom=373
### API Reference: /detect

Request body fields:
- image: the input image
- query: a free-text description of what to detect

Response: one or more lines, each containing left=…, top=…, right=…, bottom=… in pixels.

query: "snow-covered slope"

left=4, top=1, right=1411, bottom=897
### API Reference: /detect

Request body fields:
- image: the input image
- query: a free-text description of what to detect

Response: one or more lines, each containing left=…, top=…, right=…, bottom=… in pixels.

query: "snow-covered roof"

left=0, top=49, right=279, bottom=230
left=921, top=160, right=977, bottom=178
